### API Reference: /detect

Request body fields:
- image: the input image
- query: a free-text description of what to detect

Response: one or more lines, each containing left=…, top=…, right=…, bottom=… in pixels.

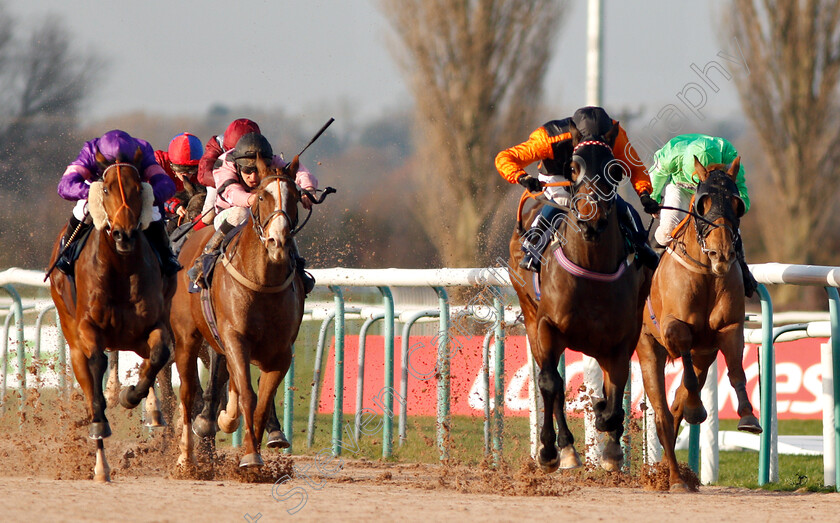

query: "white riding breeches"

left=653, top=183, right=692, bottom=246
left=531, top=173, right=571, bottom=227
left=213, top=206, right=249, bottom=230
left=73, top=198, right=161, bottom=222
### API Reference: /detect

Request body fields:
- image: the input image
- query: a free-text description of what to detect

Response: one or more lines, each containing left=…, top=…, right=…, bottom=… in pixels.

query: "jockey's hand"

left=639, top=192, right=660, bottom=215
left=301, top=191, right=314, bottom=210
left=517, top=174, right=542, bottom=193
left=175, top=206, right=187, bottom=218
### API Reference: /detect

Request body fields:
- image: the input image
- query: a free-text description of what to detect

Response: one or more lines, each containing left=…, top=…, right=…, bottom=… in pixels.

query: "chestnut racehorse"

left=510, top=121, right=651, bottom=473
left=48, top=149, right=176, bottom=482
left=636, top=157, right=760, bottom=491
left=171, top=156, right=304, bottom=469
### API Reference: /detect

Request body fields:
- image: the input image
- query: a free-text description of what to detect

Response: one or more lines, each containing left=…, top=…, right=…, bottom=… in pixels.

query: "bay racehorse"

left=48, top=149, right=176, bottom=482
left=171, top=156, right=305, bottom=469
left=510, top=121, right=651, bottom=473
left=636, top=157, right=760, bottom=491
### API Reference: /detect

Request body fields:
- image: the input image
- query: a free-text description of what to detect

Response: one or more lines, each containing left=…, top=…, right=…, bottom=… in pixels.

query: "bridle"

left=102, top=162, right=141, bottom=234
left=569, top=139, right=618, bottom=222
left=250, top=175, right=300, bottom=242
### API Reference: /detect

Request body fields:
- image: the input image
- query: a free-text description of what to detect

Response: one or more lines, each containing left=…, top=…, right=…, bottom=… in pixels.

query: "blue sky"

left=10, top=0, right=740, bottom=125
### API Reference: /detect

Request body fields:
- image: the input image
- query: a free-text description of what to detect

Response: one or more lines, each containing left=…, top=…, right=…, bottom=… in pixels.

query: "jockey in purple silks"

left=55, top=129, right=182, bottom=276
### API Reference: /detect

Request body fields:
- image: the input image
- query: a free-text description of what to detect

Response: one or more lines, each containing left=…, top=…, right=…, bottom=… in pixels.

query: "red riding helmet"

left=168, top=132, right=203, bottom=166
left=222, top=118, right=261, bottom=151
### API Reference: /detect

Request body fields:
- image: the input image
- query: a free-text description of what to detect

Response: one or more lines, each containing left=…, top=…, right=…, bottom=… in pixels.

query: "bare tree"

left=729, top=0, right=840, bottom=269
left=380, top=0, right=567, bottom=266
left=0, top=10, right=103, bottom=268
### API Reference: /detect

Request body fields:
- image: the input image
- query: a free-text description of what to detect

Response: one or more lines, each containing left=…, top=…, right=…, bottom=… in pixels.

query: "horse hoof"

left=239, top=453, right=264, bottom=468
left=88, top=422, right=112, bottom=440
left=217, top=411, right=239, bottom=434
left=601, top=457, right=622, bottom=472
left=94, top=471, right=111, bottom=483
left=684, top=405, right=708, bottom=425
left=670, top=482, right=689, bottom=492
left=558, top=445, right=582, bottom=469
left=537, top=446, right=560, bottom=474
left=738, top=415, right=763, bottom=434
left=119, top=386, right=141, bottom=409
left=144, top=410, right=167, bottom=428
left=192, top=416, right=218, bottom=439
left=266, top=430, right=290, bottom=449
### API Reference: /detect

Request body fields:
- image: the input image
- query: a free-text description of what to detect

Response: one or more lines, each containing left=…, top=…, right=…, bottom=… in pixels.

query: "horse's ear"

left=694, top=155, right=709, bottom=182
left=568, top=120, right=582, bottom=146
left=604, top=121, right=619, bottom=146
left=727, top=156, right=741, bottom=181
left=284, top=155, right=300, bottom=177
left=133, top=146, right=143, bottom=165
left=95, top=150, right=107, bottom=165
left=256, top=154, right=269, bottom=179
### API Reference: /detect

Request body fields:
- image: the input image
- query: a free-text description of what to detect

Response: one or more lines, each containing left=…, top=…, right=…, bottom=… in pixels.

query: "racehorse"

left=636, top=157, right=760, bottom=491
left=509, top=121, right=651, bottom=473
left=48, top=149, right=176, bottom=482
left=171, top=156, right=305, bottom=469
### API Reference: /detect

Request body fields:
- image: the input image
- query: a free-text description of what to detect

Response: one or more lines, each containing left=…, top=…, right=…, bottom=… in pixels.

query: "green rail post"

left=330, top=285, right=345, bottom=457
left=283, top=344, right=295, bottom=455
left=688, top=425, right=700, bottom=474
left=378, top=286, right=395, bottom=458
left=492, top=287, right=505, bottom=463
left=433, top=286, right=450, bottom=462
left=826, top=286, right=840, bottom=491
left=757, top=283, right=774, bottom=485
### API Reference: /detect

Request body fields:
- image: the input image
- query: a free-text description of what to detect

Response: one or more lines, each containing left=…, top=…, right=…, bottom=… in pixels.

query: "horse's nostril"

left=708, top=250, right=718, bottom=258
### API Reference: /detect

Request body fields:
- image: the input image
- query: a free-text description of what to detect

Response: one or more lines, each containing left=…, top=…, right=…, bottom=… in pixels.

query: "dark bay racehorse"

left=637, top=157, right=760, bottom=491
left=510, top=122, right=651, bottom=473
left=48, top=150, right=176, bottom=482
left=171, top=156, right=304, bottom=469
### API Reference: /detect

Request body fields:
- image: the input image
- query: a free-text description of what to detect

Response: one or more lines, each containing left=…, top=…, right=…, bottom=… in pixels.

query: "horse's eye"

left=259, top=196, right=264, bottom=201
left=102, top=187, right=108, bottom=194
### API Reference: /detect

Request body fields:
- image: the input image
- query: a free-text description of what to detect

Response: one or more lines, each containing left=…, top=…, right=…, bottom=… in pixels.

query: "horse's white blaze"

left=265, top=181, right=288, bottom=243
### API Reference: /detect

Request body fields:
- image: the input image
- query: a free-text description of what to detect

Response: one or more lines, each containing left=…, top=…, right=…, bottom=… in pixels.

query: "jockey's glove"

left=517, top=174, right=542, bottom=193
left=639, top=192, right=660, bottom=215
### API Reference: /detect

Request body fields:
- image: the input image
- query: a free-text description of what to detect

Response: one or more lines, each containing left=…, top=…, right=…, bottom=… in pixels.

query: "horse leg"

left=637, top=332, right=686, bottom=491
left=119, top=326, right=171, bottom=409
left=174, top=338, right=200, bottom=469
left=144, top=384, right=166, bottom=427
left=104, top=351, right=120, bottom=407
left=265, top=388, right=289, bottom=449
left=595, top=350, right=631, bottom=472
left=195, top=350, right=228, bottom=439
left=254, top=369, right=285, bottom=448
left=156, top=360, right=176, bottom=427
left=661, top=317, right=706, bottom=424
left=218, top=380, right=240, bottom=434
left=719, top=327, right=762, bottom=434
left=226, top=349, right=262, bottom=468
left=86, top=350, right=111, bottom=482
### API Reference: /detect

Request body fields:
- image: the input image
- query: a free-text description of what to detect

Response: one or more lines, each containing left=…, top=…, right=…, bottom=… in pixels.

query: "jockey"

left=154, top=132, right=203, bottom=221
left=55, top=129, right=182, bottom=276
left=196, top=118, right=261, bottom=226
left=650, top=133, right=757, bottom=297
left=188, top=132, right=318, bottom=294
left=495, top=106, right=660, bottom=273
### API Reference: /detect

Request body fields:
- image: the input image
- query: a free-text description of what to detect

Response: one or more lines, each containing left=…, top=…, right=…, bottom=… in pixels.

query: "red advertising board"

left=318, top=335, right=828, bottom=420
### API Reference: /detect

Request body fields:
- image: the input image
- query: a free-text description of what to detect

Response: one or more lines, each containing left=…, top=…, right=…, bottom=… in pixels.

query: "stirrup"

left=519, top=253, right=541, bottom=273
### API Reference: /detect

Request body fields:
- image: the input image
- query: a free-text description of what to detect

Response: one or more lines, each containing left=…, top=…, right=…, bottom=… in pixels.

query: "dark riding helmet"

left=572, top=107, right=613, bottom=142
left=231, top=132, right=273, bottom=168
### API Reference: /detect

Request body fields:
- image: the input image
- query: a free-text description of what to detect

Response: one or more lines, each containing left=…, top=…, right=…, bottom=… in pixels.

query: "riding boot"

left=144, top=220, right=183, bottom=276
left=519, top=219, right=552, bottom=272
left=56, top=215, right=92, bottom=275
left=735, top=237, right=757, bottom=298
left=188, top=222, right=232, bottom=288
left=295, top=255, right=316, bottom=296
left=617, top=198, right=659, bottom=271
